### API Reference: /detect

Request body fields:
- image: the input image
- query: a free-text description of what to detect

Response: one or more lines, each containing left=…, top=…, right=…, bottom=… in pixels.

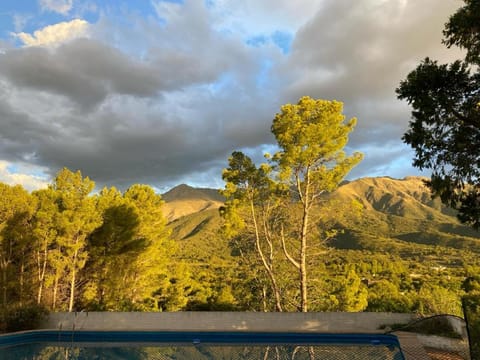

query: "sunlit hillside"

left=164, top=176, right=479, bottom=243
left=164, top=176, right=480, bottom=263
left=162, top=184, right=224, bottom=222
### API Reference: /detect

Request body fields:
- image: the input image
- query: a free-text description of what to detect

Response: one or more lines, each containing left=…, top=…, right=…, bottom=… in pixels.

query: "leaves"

left=221, top=97, right=362, bottom=311
left=397, top=0, right=480, bottom=228
left=443, top=0, right=480, bottom=65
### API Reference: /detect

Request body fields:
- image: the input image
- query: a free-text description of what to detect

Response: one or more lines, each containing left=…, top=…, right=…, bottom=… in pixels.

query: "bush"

left=463, top=294, right=480, bottom=360
left=381, top=315, right=463, bottom=339
left=1, top=304, right=49, bottom=333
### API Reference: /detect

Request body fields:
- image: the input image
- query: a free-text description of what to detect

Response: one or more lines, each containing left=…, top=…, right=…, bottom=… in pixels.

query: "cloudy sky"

left=0, top=0, right=465, bottom=191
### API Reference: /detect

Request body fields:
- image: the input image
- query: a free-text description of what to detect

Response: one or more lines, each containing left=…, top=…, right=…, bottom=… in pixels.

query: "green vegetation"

left=2, top=166, right=480, bottom=332
left=1, top=97, right=480, bottom=333
left=397, top=0, right=480, bottom=228
left=221, top=97, right=362, bottom=312
left=168, top=175, right=480, bottom=316
left=1, top=167, right=480, bottom=332
left=0, top=304, right=48, bottom=333
left=0, top=168, right=177, bottom=318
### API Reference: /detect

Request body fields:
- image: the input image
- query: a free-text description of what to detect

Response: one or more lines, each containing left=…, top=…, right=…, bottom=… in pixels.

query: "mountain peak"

left=162, top=184, right=223, bottom=202
left=161, top=184, right=225, bottom=222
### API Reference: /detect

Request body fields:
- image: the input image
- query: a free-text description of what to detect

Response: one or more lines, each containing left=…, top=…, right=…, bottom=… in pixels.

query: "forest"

left=1, top=166, right=480, bottom=327
left=1, top=98, right=480, bottom=334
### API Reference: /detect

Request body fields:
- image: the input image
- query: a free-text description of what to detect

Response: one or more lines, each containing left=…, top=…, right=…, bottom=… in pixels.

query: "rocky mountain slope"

left=162, top=177, right=480, bottom=253
left=161, top=184, right=224, bottom=222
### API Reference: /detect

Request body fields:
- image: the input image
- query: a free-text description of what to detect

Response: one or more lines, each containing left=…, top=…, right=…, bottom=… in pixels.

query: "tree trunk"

left=37, top=249, right=47, bottom=304
left=300, top=207, right=308, bottom=312
left=19, top=259, right=25, bottom=306
left=52, top=272, right=59, bottom=310
left=1, top=262, right=7, bottom=309
left=68, top=249, right=78, bottom=312
left=37, top=238, right=49, bottom=304
left=250, top=198, right=283, bottom=311
left=299, top=170, right=311, bottom=312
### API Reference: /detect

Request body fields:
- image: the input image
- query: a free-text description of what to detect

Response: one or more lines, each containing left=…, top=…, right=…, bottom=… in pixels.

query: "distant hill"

left=162, top=184, right=224, bottom=222
left=330, top=176, right=480, bottom=251
left=334, top=176, right=454, bottom=219
left=162, top=176, right=480, bottom=315
left=163, top=177, right=480, bottom=255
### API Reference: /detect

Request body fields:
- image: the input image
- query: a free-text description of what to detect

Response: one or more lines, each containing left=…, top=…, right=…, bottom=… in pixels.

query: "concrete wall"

left=40, top=312, right=416, bottom=333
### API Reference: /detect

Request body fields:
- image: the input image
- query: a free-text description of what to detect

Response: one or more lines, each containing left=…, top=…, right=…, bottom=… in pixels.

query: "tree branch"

left=280, top=224, right=300, bottom=269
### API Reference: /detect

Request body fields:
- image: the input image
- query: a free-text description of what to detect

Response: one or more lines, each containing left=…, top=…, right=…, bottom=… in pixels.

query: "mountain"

left=334, top=176, right=453, bottom=219
left=330, top=176, right=480, bottom=251
left=161, top=184, right=224, bottom=222
left=161, top=177, right=480, bottom=315
left=163, top=177, right=480, bottom=254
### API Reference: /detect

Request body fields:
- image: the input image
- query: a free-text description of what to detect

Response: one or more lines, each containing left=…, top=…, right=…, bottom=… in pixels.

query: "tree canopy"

left=222, top=96, right=363, bottom=312
left=396, top=0, right=480, bottom=228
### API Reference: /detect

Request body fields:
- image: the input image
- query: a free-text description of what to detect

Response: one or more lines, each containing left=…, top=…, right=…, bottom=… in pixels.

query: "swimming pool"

left=0, top=330, right=404, bottom=359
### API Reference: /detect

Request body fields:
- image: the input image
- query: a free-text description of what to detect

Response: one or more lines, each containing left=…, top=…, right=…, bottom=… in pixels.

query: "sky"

left=0, top=0, right=466, bottom=192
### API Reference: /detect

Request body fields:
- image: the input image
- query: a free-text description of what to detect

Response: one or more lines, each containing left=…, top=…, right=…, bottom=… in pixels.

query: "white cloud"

left=208, top=0, right=324, bottom=35
left=39, top=0, right=74, bottom=15
left=151, top=0, right=183, bottom=21
left=0, top=0, right=468, bottom=189
left=14, top=19, right=90, bottom=47
left=0, top=161, right=49, bottom=192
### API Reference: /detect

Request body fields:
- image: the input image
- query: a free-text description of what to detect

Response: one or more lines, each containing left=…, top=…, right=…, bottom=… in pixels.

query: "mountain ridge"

left=163, top=176, right=480, bottom=252
left=161, top=183, right=224, bottom=222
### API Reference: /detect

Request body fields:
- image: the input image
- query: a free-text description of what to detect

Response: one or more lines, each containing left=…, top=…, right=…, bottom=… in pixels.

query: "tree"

left=82, top=187, right=141, bottom=310
left=442, top=0, right=480, bottom=66
left=0, top=184, right=36, bottom=310
left=222, top=152, right=284, bottom=311
left=396, top=0, right=480, bottom=228
left=51, top=168, right=100, bottom=312
left=336, top=269, right=368, bottom=312
left=222, top=97, right=362, bottom=312
left=30, top=188, right=58, bottom=306
left=83, top=184, right=173, bottom=311
left=122, top=184, right=174, bottom=310
left=271, top=97, right=362, bottom=311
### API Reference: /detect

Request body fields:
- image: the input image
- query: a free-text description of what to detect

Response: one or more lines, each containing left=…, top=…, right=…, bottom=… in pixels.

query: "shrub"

left=463, top=294, right=480, bottom=360
left=1, top=304, right=49, bottom=333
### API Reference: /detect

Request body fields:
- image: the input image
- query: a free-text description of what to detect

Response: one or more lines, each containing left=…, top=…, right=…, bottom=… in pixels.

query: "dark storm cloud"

left=0, top=46, right=106, bottom=110
left=0, top=39, right=169, bottom=110
left=0, top=0, right=285, bottom=189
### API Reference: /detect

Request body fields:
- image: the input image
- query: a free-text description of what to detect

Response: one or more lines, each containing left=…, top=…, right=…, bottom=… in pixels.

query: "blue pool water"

left=0, top=330, right=405, bottom=359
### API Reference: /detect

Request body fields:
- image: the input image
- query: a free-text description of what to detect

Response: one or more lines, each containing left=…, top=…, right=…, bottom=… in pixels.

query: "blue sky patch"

left=271, top=31, right=292, bottom=54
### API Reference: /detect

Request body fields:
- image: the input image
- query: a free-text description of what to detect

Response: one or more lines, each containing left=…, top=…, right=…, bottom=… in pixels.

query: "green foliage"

left=83, top=184, right=175, bottom=311
left=396, top=0, right=480, bottom=228
left=462, top=294, right=480, bottom=358
left=51, top=168, right=101, bottom=312
left=443, top=0, right=480, bottom=66
left=222, top=97, right=362, bottom=312
left=0, top=167, right=180, bottom=315
left=1, top=304, right=48, bottom=332
left=367, top=280, right=413, bottom=313
left=386, top=316, right=462, bottom=339
left=2, top=164, right=480, bottom=316
left=271, top=97, right=363, bottom=191
left=335, top=269, right=368, bottom=311
left=0, top=183, right=37, bottom=310
left=417, top=285, right=462, bottom=316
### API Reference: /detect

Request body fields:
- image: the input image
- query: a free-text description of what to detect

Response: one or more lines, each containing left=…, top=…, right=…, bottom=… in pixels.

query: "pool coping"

left=39, top=311, right=416, bottom=333
left=6, top=312, right=441, bottom=359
